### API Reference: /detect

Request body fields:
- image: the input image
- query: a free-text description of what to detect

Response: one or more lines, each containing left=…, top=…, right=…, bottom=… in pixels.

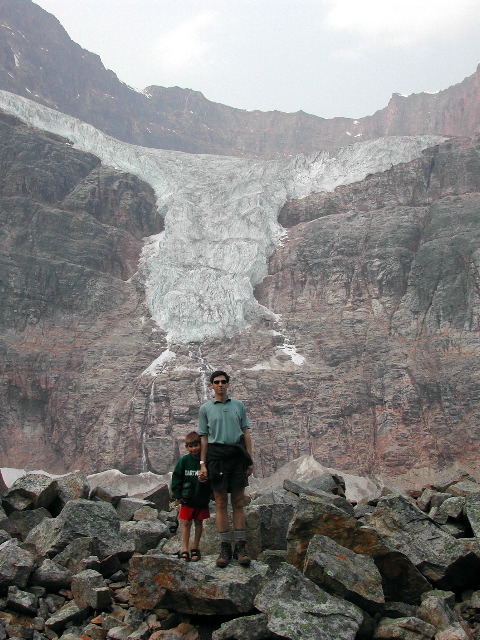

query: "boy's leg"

left=192, top=519, right=203, bottom=550
left=181, top=518, right=192, bottom=554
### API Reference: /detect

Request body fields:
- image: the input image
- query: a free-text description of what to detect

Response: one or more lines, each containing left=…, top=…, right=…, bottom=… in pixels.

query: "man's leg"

left=231, top=487, right=251, bottom=566
left=214, top=488, right=232, bottom=567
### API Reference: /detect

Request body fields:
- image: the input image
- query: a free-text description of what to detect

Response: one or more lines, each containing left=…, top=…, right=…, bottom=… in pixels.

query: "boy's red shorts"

left=179, top=505, right=210, bottom=521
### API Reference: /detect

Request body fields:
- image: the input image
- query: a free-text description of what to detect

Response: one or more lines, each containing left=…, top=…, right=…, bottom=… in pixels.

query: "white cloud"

left=153, top=11, right=219, bottom=74
left=324, top=0, right=480, bottom=51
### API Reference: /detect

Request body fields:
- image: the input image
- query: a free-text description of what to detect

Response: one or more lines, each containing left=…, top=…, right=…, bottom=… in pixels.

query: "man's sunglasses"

left=212, top=380, right=228, bottom=385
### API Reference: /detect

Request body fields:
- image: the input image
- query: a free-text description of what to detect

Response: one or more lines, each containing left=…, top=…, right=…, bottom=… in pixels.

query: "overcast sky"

left=34, top=0, right=480, bottom=119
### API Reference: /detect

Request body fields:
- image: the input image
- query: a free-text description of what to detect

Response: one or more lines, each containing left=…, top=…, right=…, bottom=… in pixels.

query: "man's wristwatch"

left=200, top=461, right=205, bottom=464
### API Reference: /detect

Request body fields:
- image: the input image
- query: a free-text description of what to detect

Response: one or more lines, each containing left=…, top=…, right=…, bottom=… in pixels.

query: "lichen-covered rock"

left=211, top=613, right=273, bottom=640
left=25, top=498, right=121, bottom=557
left=0, top=539, right=35, bottom=591
left=255, top=562, right=363, bottom=640
left=373, top=616, right=436, bottom=639
left=304, top=534, right=384, bottom=612
left=29, top=558, right=73, bottom=591
left=2, top=474, right=58, bottom=512
left=367, top=494, right=480, bottom=589
left=129, top=553, right=268, bottom=615
left=71, top=569, right=112, bottom=610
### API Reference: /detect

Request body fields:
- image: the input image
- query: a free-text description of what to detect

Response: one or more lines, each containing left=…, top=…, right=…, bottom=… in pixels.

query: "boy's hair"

left=185, top=431, right=200, bottom=445
left=209, top=370, right=230, bottom=384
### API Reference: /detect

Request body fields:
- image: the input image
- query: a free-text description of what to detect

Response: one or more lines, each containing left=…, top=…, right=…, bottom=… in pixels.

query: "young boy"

left=171, top=431, right=211, bottom=561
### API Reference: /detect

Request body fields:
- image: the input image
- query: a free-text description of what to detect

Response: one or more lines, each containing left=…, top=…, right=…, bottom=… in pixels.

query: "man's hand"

left=199, top=463, right=208, bottom=482
left=246, top=464, right=254, bottom=477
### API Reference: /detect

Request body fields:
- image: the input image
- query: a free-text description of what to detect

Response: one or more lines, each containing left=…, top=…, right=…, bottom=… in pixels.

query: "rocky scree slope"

left=1, top=468, right=480, bottom=639
left=1, top=0, right=480, bottom=158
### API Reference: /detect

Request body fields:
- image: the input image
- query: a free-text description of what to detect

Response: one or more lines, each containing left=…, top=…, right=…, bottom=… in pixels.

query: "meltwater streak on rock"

left=0, top=90, right=445, bottom=344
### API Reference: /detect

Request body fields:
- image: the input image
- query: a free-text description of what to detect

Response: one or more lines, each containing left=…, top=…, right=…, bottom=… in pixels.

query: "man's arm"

left=243, top=429, right=254, bottom=477
left=199, top=435, right=208, bottom=481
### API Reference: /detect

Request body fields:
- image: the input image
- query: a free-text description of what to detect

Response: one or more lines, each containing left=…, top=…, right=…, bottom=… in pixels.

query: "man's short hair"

left=185, top=431, right=200, bottom=444
left=209, top=370, right=230, bottom=384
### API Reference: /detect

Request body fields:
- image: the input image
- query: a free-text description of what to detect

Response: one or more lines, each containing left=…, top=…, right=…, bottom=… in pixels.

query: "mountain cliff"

left=1, top=0, right=480, bottom=487
left=1, top=0, right=480, bottom=158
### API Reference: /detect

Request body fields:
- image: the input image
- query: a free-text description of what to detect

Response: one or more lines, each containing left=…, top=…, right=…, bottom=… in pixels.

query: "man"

left=198, top=370, right=253, bottom=567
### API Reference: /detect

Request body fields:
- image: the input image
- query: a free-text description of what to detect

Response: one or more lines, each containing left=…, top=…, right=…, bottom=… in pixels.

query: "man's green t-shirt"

left=198, top=396, right=250, bottom=444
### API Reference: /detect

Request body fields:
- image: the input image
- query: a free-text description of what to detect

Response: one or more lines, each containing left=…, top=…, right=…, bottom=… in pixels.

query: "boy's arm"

left=171, top=458, right=184, bottom=499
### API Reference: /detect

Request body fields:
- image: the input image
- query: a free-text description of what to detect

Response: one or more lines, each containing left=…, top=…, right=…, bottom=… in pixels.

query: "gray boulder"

left=373, top=616, right=436, bottom=639
left=3, top=474, right=58, bottom=512
left=45, top=600, right=90, bottom=634
left=52, top=472, right=90, bottom=513
left=71, top=569, right=112, bottom=610
left=129, top=552, right=268, bottom=615
left=0, top=539, right=35, bottom=591
left=0, top=507, right=51, bottom=541
left=211, top=613, right=273, bottom=640
left=367, top=494, right=480, bottom=589
left=245, top=503, right=294, bottom=558
left=6, top=585, right=38, bottom=615
left=283, top=478, right=354, bottom=515
left=119, top=519, right=168, bottom=554
left=304, top=534, right=384, bottom=612
left=25, top=498, right=121, bottom=557
left=464, top=492, right=480, bottom=538
left=255, top=562, right=363, bottom=640
left=29, top=558, right=73, bottom=591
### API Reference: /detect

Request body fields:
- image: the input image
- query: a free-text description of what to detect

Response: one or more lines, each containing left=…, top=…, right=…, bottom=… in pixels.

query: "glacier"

left=0, top=90, right=446, bottom=344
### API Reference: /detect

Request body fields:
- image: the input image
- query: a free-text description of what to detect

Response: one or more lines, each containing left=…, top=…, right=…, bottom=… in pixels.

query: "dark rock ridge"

left=1, top=468, right=480, bottom=639
left=0, top=0, right=480, bottom=158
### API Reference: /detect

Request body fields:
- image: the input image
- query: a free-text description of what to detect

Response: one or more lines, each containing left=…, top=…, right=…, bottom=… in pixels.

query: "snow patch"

left=142, top=349, right=176, bottom=377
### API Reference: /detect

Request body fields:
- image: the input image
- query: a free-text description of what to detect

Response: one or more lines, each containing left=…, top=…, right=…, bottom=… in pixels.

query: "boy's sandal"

left=190, top=549, right=201, bottom=562
left=179, top=551, right=190, bottom=562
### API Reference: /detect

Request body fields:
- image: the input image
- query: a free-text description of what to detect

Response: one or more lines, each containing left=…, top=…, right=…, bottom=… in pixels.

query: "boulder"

left=0, top=539, right=35, bottom=591
left=283, top=478, right=354, bottom=515
left=119, top=519, right=168, bottom=554
left=129, top=553, right=268, bottom=615
left=45, top=600, right=90, bottom=634
left=367, top=494, right=480, bottom=589
left=373, top=616, right=436, bottom=639
left=2, top=474, right=58, bottom=512
left=464, top=493, right=480, bottom=538
left=6, top=585, right=38, bottom=615
left=304, top=534, right=384, bottom=612
left=134, top=484, right=170, bottom=512
left=286, top=492, right=431, bottom=604
left=25, top=498, right=121, bottom=557
left=71, top=569, right=112, bottom=610
left=0, top=507, right=51, bottom=541
left=51, top=472, right=90, bottom=514
left=245, top=503, right=295, bottom=558
left=29, top=558, right=73, bottom=591
left=254, top=562, right=363, bottom=640
left=417, top=590, right=469, bottom=636
left=90, top=485, right=127, bottom=506
left=211, top=613, right=273, bottom=640
left=116, top=498, right=155, bottom=522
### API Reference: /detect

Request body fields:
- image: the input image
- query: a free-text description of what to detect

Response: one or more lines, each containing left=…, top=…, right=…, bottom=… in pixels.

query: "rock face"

left=1, top=104, right=480, bottom=484
left=0, top=110, right=163, bottom=473
left=1, top=0, right=480, bottom=159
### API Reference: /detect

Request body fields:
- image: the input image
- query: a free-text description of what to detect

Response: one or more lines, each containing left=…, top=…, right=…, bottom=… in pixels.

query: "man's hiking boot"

left=216, top=541, right=232, bottom=568
left=233, top=540, right=251, bottom=567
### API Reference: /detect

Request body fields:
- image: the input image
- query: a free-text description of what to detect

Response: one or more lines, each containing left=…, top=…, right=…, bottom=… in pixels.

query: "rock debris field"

left=1, top=469, right=480, bottom=640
